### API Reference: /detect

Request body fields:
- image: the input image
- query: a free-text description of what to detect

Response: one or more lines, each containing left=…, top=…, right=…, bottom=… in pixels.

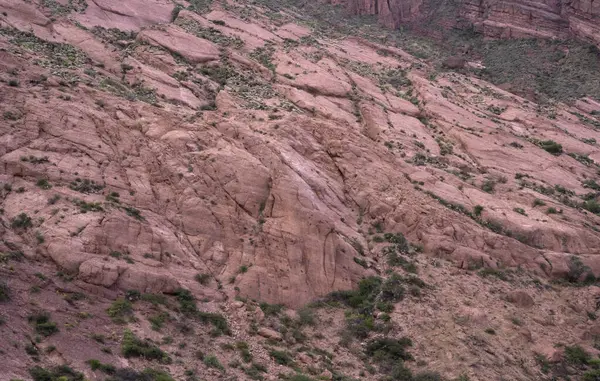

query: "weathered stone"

left=506, top=291, right=535, bottom=308
left=258, top=327, right=282, bottom=340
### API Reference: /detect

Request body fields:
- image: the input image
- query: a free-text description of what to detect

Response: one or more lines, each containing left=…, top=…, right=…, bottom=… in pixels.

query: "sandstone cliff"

left=341, top=0, right=600, bottom=45
left=2, top=0, right=600, bottom=380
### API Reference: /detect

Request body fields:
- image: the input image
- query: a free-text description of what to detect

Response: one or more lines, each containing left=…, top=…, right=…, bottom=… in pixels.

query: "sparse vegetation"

left=36, top=179, right=52, bottom=190
left=86, top=359, right=116, bottom=374
left=203, top=354, right=225, bottom=371
left=29, top=365, right=84, bottom=381
left=269, top=349, right=296, bottom=367
left=260, top=302, right=284, bottom=317
left=565, top=256, right=595, bottom=284
left=365, top=337, right=414, bottom=377
left=11, top=213, right=33, bottom=229
left=148, top=312, right=169, bottom=331
left=481, top=179, right=496, bottom=193
left=69, top=178, right=104, bottom=194
left=123, top=206, right=144, bottom=220
left=72, top=198, right=104, bottom=213
left=121, top=329, right=171, bottom=363
left=0, top=283, right=10, bottom=302
left=478, top=267, right=510, bottom=281
left=174, top=288, right=231, bottom=335
left=565, top=345, right=591, bottom=366
left=106, top=298, right=133, bottom=324
left=176, top=18, right=244, bottom=49
left=250, top=44, right=276, bottom=72
left=28, top=311, right=59, bottom=336
left=538, top=140, right=563, bottom=155
left=195, top=273, right=211, bottom=285
left=513, top=207, right=527, bottom=216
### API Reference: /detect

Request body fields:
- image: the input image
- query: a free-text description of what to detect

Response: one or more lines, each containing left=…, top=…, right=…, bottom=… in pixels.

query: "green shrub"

left=284, top=374, right=317, bottom=381
left=195, top=273, right=211, bottom=285
left=106, top=298, right=133, bottom=324
left=269, top=349, right=296, bottom=367
left=344, top=312, right=375, bottom=339
left=36, top=179, right=52, bottom=190
left=250, top=45, right=276, bottom=72
left=481, top=179, right=496, bottom=193
left=539, top=140, right=563, bottom=155
left=86, top=359, right=115, bottom=374
left=354, top=256, right=368, bottom=268
left=99, top=367, right=174, bottom=381
left=564, top=345, right=590, bottom=366
left=259, top=302, right=284, bottom=316
left=141, top=293, right=168, bottom=306
left=297, top=308, right=316, bottom=326
left=583, top=369, right=600, bottom=381
left=478, top=268, right=509, bottom=281
left=569, top=153, right=594, bottom=166
left=203, top=354, right=224, bottom=371
left=365, top=337, right=413, bottom=367
left=0, top=283, right=10, bottom=302
left=123, top=206, right=143, bottom=220
left=174, top=288, right=230, bottom=335
left=148, top=312, right=169, bottom=331
left=25, top=343, right=39, bottom=356
left=243, top=363, right=268, bottom=380
left=72, top=199, right=103, bottom=213
left=11, top=213, right=32, bottom=229
left=380, top=273, right=405, bottom=302
left=236, top=341, right=253, bottom=362
left=28, top=312, right=58, bottom=336
left=377, top=301, right=395, bottom=312
left=414, top=372, right=445, bottom=381
left=69, top=178, right=104, bottom=194
left=535, top=353, right=551, bottom=374
left=29, top=365, right=84, bottom=381
left=533, top=198, right=546, bottom=207
left=121, top=329, right=171, bottom=363
left=387, top=252, right=418, bottom=273
left=48, top=194, right=61, bottom=205
left=198, top=311, right=230, bottom=336
left=583, top=199, right=600, bottom=214
left=171, top=4, right=183, bottom=21
left=384, top=232, right=410, bottom=252
left=566, top=256, right=594, bottom=284
left=513, top=207, right=527, bottom=216
left=175, top=288, right=198, bottom=315
left=473, top=205, right=484, bottom=216
left=326, top=276, right=382, bottom=311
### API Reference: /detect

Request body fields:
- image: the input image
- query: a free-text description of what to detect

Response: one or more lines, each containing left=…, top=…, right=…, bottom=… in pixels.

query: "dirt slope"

left=2, top=0, right=600, bottom=380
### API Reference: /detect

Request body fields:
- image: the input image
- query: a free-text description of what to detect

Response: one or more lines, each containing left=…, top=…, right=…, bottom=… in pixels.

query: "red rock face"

left=344, top=0, right=425, bottom=28
left=339, top=0, right=600, bottom=45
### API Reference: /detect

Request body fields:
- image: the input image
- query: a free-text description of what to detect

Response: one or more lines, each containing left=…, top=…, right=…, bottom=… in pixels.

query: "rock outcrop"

left=3, top=0, right=600, bottom=380
left=2, top=0, right=600, bottom=310
left=340, top=0, right=600, bottom=46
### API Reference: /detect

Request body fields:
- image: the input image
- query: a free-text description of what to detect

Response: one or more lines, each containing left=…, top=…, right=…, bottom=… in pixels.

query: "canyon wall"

left=342, top=0, right=600, bottom=45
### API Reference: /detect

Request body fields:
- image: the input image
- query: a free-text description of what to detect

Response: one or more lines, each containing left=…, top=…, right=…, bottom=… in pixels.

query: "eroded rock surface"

left=2, top=0, right=600, bottom=380
left=341, top=0, right=600, bottom=46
